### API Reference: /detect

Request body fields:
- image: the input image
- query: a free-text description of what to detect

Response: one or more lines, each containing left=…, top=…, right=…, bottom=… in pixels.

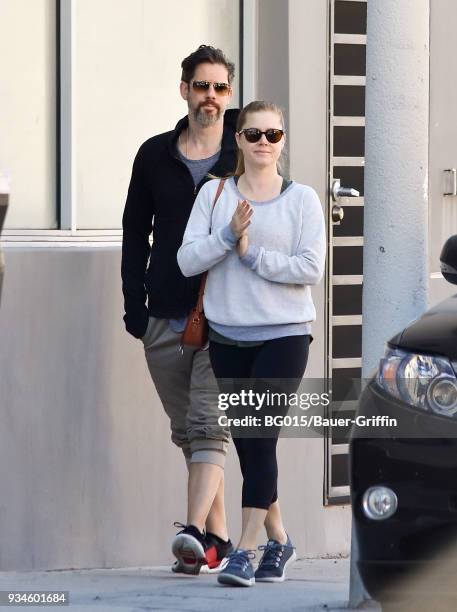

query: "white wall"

left=0, top=248, right=187, bottom=569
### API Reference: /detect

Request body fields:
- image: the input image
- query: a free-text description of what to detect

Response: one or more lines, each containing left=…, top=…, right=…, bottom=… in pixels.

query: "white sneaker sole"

left=218, top=572, right=255, bottom=587
left=172, top=555, right=230, bottom=575
left=171, top=533, right=206, bottom=576
left=201, top=556, right=230, bottom=574
left=255, top=550, right=297, bottom=583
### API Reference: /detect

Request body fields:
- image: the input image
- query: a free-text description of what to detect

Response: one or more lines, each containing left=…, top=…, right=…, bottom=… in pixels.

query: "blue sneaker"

left=255, top=535, right=297, bottom=582
left=217, top=549, right=256, bottom=587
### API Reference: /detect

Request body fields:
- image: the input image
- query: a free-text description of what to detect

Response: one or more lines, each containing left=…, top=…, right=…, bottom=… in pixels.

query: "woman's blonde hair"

left=234, top=101, right=286, bottom=177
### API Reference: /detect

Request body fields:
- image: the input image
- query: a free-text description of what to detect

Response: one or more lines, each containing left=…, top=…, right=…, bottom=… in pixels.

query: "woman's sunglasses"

left=191, top=80, right=231, bottom=95
left=238, top=128, right=285, bottom=144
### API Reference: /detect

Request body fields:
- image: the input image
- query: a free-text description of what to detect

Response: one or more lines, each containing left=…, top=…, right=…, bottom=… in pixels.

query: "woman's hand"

left=237, top=232, right=249, bottom=257
left=230, top=199, right=253, bottom=238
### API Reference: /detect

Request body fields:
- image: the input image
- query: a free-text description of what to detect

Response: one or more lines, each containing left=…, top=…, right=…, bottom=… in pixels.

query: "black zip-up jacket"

left=121, top=108, right=239, bottom=338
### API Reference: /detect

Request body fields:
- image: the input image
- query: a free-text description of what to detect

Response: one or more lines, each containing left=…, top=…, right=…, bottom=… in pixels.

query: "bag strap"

left=195, top=178, right=227, bottom=313
left=209, top=178, right=227, bottom=234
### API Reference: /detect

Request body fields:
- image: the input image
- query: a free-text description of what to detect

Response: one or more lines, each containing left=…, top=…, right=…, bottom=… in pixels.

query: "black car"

left=350, top=235, right=457, bottom=608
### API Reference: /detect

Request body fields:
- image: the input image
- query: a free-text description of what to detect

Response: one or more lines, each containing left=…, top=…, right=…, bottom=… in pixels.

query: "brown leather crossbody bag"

left=180, top=178, right=227, bottom=351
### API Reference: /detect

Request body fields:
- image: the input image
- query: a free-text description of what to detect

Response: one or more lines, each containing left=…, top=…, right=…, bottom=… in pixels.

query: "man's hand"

left=237, top=232, right=249, bottom=257
left=230, top=199, right=253, bottom=238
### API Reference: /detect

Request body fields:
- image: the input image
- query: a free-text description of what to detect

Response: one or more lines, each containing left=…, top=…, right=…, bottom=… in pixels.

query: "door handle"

left=332, top=205, right=344, bottom=224
left=331, top=178, right=360, bottom=201
left=331, top=179, right=359, bottom=225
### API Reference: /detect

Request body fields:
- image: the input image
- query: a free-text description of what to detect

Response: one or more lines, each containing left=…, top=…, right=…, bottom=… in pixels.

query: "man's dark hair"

left=181, top=45, right=235, bottom=84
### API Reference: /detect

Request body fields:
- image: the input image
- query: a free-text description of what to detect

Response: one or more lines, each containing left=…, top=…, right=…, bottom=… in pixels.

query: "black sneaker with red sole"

left=171, top=524, right=234, bottom=575
left=171, top=523, right=207, bottom=575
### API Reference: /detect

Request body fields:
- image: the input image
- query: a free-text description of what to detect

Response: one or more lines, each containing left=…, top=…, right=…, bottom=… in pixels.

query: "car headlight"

left=376, top=347, right=457, bottom=417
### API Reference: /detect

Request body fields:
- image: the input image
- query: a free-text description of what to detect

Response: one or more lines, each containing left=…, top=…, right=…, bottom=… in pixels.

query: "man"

left=0, top=177, right=8, bottom=304
left=121, top=45, right=239, bottom=574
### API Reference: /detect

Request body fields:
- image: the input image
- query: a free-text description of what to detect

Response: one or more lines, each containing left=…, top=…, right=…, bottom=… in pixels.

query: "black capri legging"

left=209, top=334, right=310, bottom=510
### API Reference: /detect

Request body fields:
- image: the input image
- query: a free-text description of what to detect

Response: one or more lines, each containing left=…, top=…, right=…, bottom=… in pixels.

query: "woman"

left=177, top=101, right=326, bottom=587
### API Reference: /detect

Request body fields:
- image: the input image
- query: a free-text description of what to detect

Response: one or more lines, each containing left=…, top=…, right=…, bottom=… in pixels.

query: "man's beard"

left=191, top=101, right=224, bottom=127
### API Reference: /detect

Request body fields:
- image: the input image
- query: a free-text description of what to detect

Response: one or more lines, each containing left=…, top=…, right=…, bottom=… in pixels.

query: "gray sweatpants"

left=142, top=317, right=229, bottom=467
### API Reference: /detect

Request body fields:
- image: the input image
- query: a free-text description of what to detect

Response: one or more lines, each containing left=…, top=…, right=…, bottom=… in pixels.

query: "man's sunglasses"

left=191, top=80, right=231, bottom=95
left=238, top=128, right=285, bottom=144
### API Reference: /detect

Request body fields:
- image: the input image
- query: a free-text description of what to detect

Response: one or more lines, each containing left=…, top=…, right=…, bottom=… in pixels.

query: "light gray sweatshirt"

left=177, top=176, right=326, bottom=330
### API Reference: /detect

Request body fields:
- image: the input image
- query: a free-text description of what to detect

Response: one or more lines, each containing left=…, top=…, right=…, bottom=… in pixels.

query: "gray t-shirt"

left=169, top=148, right=221, bottom=334
left=177, top=149, right=221, bottom=187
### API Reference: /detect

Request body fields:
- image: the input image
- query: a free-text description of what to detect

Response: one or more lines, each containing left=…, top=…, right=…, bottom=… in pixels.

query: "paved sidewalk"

left=0, top=558, right=382, bottom=612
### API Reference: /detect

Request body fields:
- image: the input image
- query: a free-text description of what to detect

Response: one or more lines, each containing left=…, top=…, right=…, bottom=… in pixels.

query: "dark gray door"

left=325, top=0, right=367, bottom=504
